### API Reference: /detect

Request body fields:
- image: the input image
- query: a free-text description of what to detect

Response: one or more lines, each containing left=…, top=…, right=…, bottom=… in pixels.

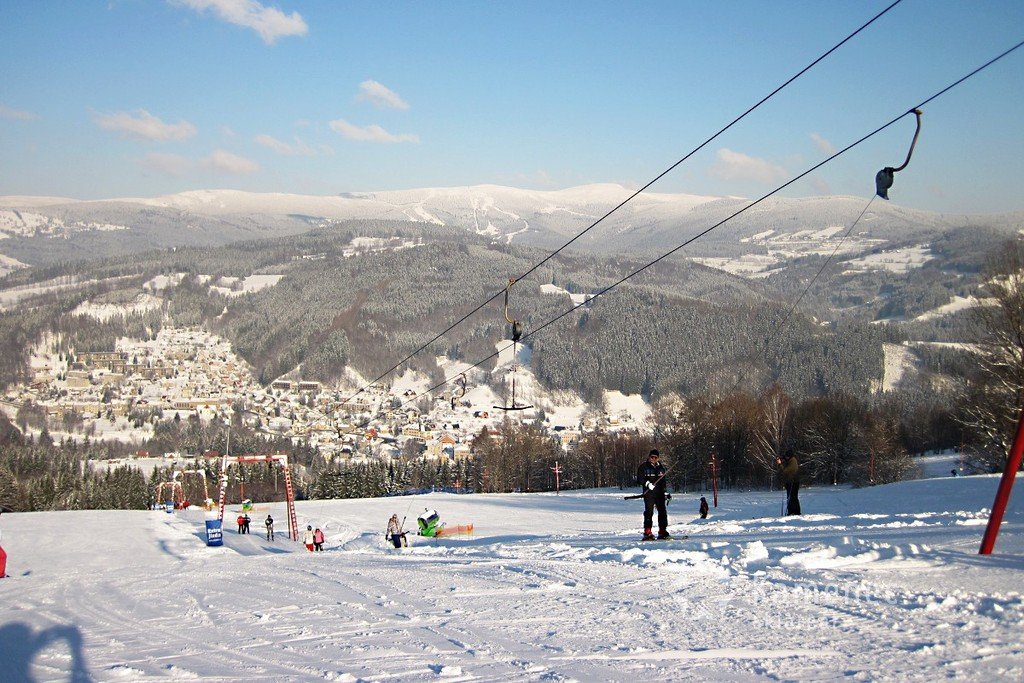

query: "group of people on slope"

left=635, top=447, right=801, bottom=539
left=234, top=512, right=324, bottom=550
left=302, top=525, right=325, bottom=552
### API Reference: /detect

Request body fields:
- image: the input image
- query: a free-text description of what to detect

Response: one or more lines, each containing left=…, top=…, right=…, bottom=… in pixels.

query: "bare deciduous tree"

left=961, top=240, right=1024, bottom=471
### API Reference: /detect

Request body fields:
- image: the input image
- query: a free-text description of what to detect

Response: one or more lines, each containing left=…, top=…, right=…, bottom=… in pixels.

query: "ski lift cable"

left=772, top=194, right=878, bottom=336
left=521, top=39, right=1024, bottom=345
left=509, top=0, right=906, bottom=285
left=336, top=0, right=905, bottom=410
left=395, top=39, right=1024, bottom=411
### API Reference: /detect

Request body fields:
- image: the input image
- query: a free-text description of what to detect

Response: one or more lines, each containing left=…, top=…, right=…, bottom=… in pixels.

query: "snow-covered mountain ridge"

left=1, top=184, right=1019, bottom=270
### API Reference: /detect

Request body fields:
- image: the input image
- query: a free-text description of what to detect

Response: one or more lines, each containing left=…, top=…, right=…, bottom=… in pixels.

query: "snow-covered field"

left=1, top=474, right=1022, bottom=681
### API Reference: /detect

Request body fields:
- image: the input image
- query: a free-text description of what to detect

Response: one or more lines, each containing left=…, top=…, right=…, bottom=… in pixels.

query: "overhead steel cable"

left=337, top=0, right=905, bottom=408
left=773, top=194, right=878, bottom=335
left=395, top=39, right=1024, bottom=412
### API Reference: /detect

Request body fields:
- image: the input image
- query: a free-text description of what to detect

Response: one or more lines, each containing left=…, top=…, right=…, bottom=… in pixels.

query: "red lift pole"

left=979, top=408, right=1024, bottom=554
left=710, top=449, right=719, bottom=508
left=550, top=461, right=562, bottom=494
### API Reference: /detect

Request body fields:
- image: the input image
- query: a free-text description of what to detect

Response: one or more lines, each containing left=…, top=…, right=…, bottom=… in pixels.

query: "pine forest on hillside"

left=0, top=215, right=1022, bottom=512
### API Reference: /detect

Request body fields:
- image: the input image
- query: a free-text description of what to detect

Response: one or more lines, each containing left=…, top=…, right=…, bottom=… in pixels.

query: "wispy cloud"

left=254, top=133, right=315, bottom=156
left=809, top=177, right=831, bottom=195
left=94, top=109, right=197, bottom=141
left=708, top=148, right=787, bottom=184
left=0, top=104, right=38, bottom=121
left=173, top=0, right=308, bottom=45
left=142, top=152, right=193, bottom=176
left=355, top=80, right=409, bottom=110
left=203, top=149, right=259, bottom=174
left=329, top=119, right=418, bottom=144
left=810, top=132, right=836, bottom=155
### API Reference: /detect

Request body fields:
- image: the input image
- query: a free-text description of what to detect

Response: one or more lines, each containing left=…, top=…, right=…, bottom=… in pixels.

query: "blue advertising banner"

left=205, top=516, right=223, bottom=547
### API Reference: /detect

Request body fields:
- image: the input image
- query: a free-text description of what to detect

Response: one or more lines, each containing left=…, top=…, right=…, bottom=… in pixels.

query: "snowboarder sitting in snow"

left=236, top=514, right=245, bottom=533
left=265, top=514, right=274, bottom=541
left=699, top=496, right=709, bottom=519
left=777, top=450, right=801, bottom=516
left=303, top=525, right=315, bottom=551
left=637, top=449, right=671, bottom=540
left=386, top=514, right=408, bottom=548
left=313, top=527, right=325, bottom=552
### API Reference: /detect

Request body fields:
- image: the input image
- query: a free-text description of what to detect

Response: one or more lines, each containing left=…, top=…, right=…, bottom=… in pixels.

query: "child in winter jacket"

left=303, top=525, right=315, bottom=551
left=313, top=527, right=325, bottom=551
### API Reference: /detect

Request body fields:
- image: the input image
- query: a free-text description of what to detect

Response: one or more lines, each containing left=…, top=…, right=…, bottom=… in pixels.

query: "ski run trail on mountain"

left=1, top=470, right=1022, bottom=681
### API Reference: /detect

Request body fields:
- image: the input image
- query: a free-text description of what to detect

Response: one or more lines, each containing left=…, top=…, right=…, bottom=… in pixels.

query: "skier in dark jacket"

left=777, top=450, right=801, bottom=515
left=699, top=496, right=709, bottom=519
left=637, top=449, right=670, bottom=540
left=265, top=514, right=274, bottom=541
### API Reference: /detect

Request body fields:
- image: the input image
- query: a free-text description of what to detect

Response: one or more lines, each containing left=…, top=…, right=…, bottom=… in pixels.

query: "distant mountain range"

left=1, top=184, right=1021, bottom=403
left=1, top=184, right=1020, bottom=273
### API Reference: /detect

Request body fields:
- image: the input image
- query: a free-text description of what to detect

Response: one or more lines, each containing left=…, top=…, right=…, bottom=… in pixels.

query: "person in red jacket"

left=236, top=514, right=245, bottom=533
left=0, top=509, right=7, bottom=578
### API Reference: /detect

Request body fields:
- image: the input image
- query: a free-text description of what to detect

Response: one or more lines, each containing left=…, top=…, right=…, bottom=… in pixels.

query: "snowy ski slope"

left=0, top=472, right=1021, bottom=681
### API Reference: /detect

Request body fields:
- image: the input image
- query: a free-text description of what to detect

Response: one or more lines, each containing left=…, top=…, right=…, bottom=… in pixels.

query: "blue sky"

left=0, top=0, right=1021, bottom=213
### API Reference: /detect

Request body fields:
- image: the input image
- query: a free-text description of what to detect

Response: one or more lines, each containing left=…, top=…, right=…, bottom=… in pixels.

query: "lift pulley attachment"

left=875, top=108, right=923, bottom=200
left=450, top=372, right=467, bottom=410
left=502, top=277, right=523, bottom=342
left=495, top=278, right=532, bottom=412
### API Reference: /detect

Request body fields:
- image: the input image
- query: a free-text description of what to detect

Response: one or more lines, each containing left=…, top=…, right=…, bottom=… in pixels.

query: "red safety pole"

left=979, top=408, right=1024, bottom=554
left=710, top=450, right=719, bottom=508
left=550, top=461, right=562, bottom=494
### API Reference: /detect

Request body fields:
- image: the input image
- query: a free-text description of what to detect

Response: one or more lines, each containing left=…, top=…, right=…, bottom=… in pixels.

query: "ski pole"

left=623, top=461, right=677, bottom=500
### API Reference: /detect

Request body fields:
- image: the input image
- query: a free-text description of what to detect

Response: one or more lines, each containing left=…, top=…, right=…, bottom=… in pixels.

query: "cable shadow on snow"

left=0, top=622, right=92, bottom=683
left=157, top=539, right=186, bottom=562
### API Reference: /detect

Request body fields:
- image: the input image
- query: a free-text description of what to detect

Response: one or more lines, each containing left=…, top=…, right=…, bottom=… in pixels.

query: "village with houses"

left=3, top=323, right=650, bottom=471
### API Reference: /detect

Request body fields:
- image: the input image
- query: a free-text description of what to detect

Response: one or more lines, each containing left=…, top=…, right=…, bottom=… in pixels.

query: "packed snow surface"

left=1, top=475, right=1022, bottom=681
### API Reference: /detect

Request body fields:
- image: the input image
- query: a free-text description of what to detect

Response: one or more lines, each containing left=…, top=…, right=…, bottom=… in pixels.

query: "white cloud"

left=94, top=109, right=197, bottom=141
left=810, top=132, right=836, bottom=155
left=173, top=0, right=308, bottom=45
left=142, top=152, right=193, bottom=176
left=809, top=177, right=831, bottom=195
left=329, top=119, right=419, bottom=144
left=708, top=148, right=787, bottom=184
left=355, top=80, right=409, bottom=110
left=203, top=149, right=259, bottom=174
left=254, top=133, right=315, bottom=156
left=0, top=104, right=38, bottom=121
left=221, top=125, right=237, bottom=137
